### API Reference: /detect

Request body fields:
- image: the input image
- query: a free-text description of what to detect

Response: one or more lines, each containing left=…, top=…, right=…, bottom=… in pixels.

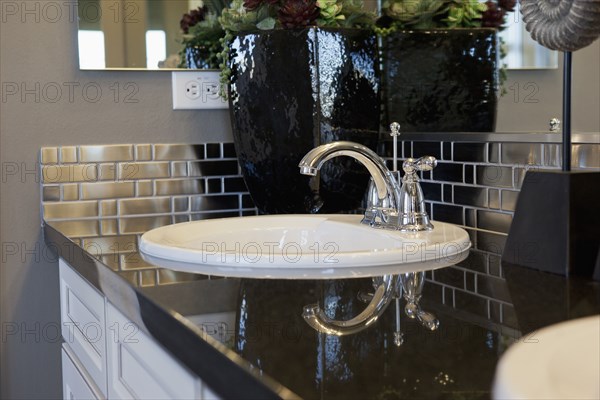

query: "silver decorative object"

left=521, top=0, right=600, bottom=52
left=549, top=118, right=561, bottom=132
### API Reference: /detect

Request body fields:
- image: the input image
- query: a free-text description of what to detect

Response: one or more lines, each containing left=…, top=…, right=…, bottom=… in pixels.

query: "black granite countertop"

left=43, top=217, right=600, bottom=400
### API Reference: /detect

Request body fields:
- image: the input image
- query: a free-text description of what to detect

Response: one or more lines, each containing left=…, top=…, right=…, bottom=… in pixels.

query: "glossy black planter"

left=382, top=29, right=499, bottom=132
left=184, top=46, right=219, bottom=69
left=228, top=28, right=380, bottom=214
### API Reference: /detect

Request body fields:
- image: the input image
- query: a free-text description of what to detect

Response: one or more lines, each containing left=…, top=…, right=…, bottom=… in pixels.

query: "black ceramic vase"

left=228, top=28, right=380, bottom=214
left=382, top=29, right=499, bottom=132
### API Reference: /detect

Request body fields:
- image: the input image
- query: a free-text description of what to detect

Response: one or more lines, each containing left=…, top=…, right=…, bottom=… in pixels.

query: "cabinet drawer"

left=62, top=344, right=102, bottom=400
left=59, top=259, right=108, bottom=397
left=106, top=303, right=202, bottom=399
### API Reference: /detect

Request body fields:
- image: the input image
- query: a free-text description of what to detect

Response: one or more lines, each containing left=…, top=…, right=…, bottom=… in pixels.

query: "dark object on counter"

left=502, top=171, right=600, bottom=279
left=228, top=28, right=380, bottom=214
left=381, top=29, right=499, bottom=132
left=503, top=262, right=600, bottom=334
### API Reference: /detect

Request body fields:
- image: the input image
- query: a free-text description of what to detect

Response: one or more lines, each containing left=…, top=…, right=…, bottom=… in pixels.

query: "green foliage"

left=178, top=14, right=225, bottom=69
left=380, top=0, right=490, bottom=30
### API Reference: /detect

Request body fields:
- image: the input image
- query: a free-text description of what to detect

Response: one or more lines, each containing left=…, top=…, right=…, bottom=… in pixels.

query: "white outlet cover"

left=172, top=71, right=228, bottom=110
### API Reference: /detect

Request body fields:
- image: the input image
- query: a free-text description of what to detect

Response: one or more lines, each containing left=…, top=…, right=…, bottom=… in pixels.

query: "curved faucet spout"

left=302, top=275, right=400, bottom=336
left=299, top=141, right=401, bottom=227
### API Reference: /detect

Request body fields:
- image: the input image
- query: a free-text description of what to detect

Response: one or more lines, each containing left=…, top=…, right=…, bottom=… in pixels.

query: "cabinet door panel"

left=106, top=303, right=201, bottom=399
left=59, top=259, right=108, bottom=397
left=62, top=345, right=101, bottom=400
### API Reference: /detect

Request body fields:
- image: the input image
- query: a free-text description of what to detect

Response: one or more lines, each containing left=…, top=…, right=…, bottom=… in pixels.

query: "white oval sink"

left=139, top=214, right=471, bottom=279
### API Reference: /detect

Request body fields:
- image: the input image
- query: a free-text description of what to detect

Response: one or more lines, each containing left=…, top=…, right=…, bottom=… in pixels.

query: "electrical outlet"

left=172, top=71, right=228, bottom=110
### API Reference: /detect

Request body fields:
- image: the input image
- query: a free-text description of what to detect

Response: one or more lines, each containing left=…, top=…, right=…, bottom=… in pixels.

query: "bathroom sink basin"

left=139, top=214, right=471, bottom=279
left=493, top=315, right=600, bottom=399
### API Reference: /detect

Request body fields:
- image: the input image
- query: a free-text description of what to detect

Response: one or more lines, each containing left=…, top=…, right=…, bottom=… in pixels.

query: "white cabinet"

left=62, top=344, right=102, bottom=400
left=106, top=303, right=201, bottom=399
left=59, top=258, right=212, bottom=400
left=60, top=260, right=108, bottom=397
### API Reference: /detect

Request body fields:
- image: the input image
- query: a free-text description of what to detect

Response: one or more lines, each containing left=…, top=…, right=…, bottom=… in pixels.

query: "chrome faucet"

left=298, top=141, right=439, bottom=336
left=299, top=141, right=402, bottom=229
left=299, top=141, right=437, bottom=232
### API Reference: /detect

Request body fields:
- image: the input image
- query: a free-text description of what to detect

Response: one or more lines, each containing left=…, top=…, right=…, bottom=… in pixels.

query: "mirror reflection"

left=77, top=0, right=557, bottom=70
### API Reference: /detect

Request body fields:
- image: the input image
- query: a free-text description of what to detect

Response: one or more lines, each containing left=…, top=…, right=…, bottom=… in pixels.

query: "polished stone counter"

left=43, top=218, right=600, bottom=399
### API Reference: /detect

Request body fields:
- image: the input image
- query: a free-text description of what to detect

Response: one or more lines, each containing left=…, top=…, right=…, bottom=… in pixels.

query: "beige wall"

left=0, top=4, right=598, bottom=399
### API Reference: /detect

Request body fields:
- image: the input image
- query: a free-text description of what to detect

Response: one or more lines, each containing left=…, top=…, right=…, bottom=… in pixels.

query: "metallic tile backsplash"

left=41, top=140, right=598, bottom=331
left=383, top=139, right=599, bottom=328
left=41, top=143, right=255, bottom=220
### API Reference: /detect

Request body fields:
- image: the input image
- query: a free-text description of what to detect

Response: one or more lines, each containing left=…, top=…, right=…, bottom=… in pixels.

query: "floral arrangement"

left=179, top=3, right=227, bottom=69
left=376, top=0, right=516, bottom=31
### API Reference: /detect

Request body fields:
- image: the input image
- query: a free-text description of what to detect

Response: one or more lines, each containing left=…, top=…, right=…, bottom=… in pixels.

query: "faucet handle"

left=403, top=156, right=437, bottom=174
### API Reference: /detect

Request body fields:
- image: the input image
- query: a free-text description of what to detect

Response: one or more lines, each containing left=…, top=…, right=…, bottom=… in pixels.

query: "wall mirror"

left=77, top=0, right=558, bottom=70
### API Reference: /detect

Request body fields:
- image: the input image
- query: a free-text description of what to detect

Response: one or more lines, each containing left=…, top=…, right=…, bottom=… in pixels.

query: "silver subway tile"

left=465, top=208, right=476, bottom=228
left=120, top=253, right=155, bottom=271
left=223, top=143, right=237, bottom=158
left=100, top=199, right=118, bottom=217
left=421, top=182, right=442, bottom=202
left=62, top=184, right=79, bottom=201
left=174, top=215, right=190, bottom=223
left=118, top=161, right=169, bottom=180
left=100, top=219, right=118, bottom=236
left=43, top=201, right=98, bottom=220
left=155, top=179, right=204, bottom=196
left=476, top=166, right=513, bottom=188
left=40, top=147, right=58, bottom=164
left=135, top=144, right=152, bottom=161
left=119, top=197, right=171, bottom=215
left=81, top=235, right=137, bottom=255
left=206, top=143, right=222, bottom=158
left=501, top=190, right=519, bottom=212
left=488, top=143, right=500, bottom=163
left=139, top=269, right=158, bottom=287
left=119, top=216, right=171, bottom=234
left=543, top=144, right=561, bottom=167
left=42, top=164, right=97, bottom=183
left=158, top=269, right=206, bottom=285
left=432, top=203, right=463, bottom=225
left=432, top=162, right=463, bottom=183
left=42, top=186, right=60, bottom=201
left=488, top=188, right=500, bottom=209
left=477, top=210, right=512, bottom=234
left=453, top=143, right=487, bottom=162
left=501, top=143, right=542, bottom=165
left=173, top=197, right=189, bottom=212
left=206, top=178, right=223, bottom=194
left=154, top=144, right=204, bottom=161
left=137, top=180, right=154, bottom=197
left=98, top=163, right=116, bottom=181
left=80, top=145, right=134, bottom=162
left=171, top=161, right=188, bottom=177
left=188, top=160, right=240, bottom=177
left=223, top=177, right=247, bottom=193
left=190, top=195, right=239, bottom=212
left=474, top=230, right=507, bottom=255
left=573, top=144, right=600, bottom=169
left=60, top=146, right=78, bottom=163
left=453, top=186, right=487, bottom=207
left=190, top=211, right=240, bottom=220
left=412, top=142, right=442, bottom=159
left=81, top=182, right=135, bottom=200
left=442, top=142, right=452, bottom=161
left=50, top=220, right=99, bottom=237
left=464, top=165, right=475, bottom=184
